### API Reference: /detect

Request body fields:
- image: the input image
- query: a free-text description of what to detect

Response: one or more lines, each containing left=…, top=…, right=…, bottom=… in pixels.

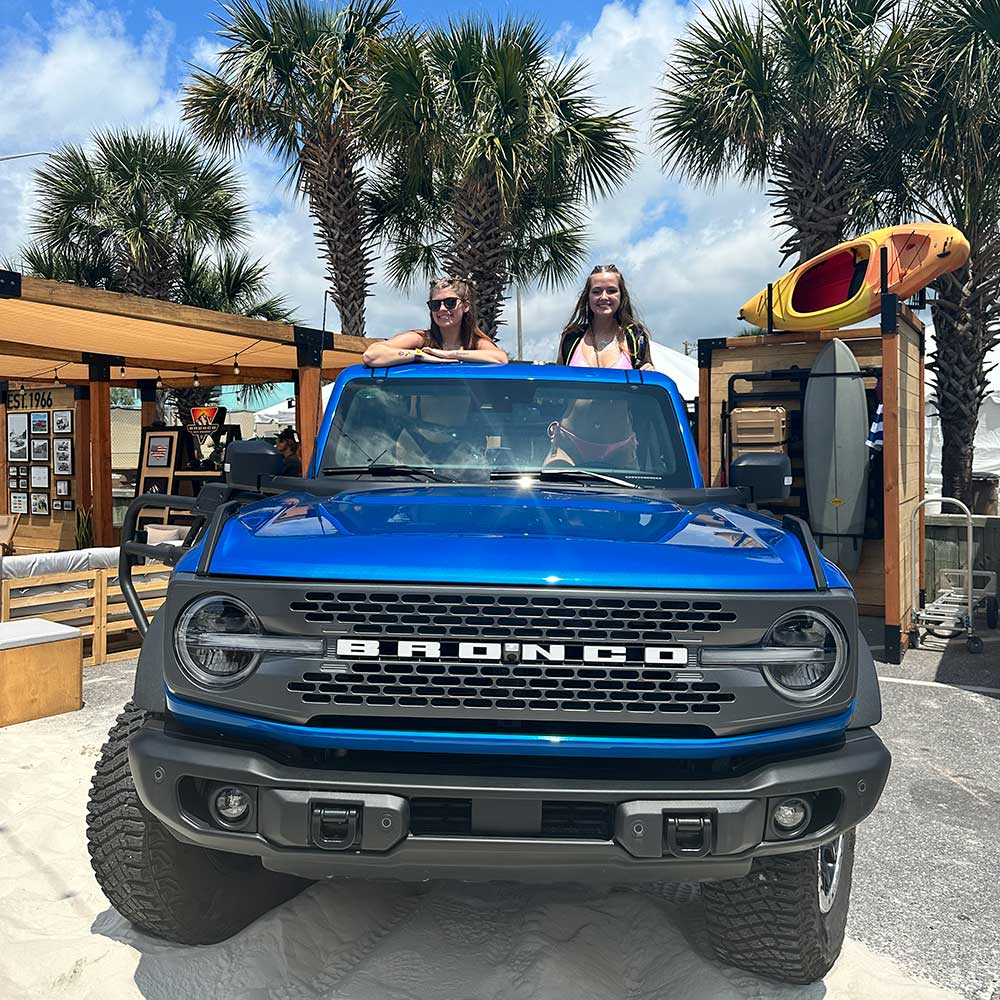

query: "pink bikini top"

left=569, top=338, right=633, bottom=370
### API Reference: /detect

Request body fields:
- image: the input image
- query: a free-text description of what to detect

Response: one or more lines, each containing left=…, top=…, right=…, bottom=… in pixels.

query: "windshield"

left=321, top=377, right=694, bottom=488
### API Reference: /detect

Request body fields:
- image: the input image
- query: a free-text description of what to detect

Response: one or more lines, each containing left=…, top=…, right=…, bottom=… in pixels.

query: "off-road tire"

left=87, top=701, right=309, bottom=944
left=701, top=829, right=856, bottom=985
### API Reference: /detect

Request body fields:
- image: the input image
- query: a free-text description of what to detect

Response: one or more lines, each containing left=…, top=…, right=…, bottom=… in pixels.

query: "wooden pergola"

left=0, top=271, right=370, bottom=547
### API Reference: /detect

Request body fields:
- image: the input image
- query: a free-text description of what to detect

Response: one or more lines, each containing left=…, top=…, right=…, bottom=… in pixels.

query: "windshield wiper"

left=322, top=464, right=454, bottom=483
left=490, top=469, right=639, bottom=489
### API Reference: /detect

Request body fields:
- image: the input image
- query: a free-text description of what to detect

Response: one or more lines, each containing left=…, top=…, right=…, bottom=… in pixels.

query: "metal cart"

left=909, top=497, right=998, bottom=654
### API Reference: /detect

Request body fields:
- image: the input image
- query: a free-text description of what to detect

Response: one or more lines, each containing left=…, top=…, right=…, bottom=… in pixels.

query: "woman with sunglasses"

left=362, top=277, right=508, bottom=368
left=557, top=265, right=654, bottom=370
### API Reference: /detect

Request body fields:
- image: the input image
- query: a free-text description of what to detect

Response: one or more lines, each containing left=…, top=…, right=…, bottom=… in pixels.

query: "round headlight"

left=761, top=610, right=847, bottom=701
left=174, top=595, right=262, bottom=687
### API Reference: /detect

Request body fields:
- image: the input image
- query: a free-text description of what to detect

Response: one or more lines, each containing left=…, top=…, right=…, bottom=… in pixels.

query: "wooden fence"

left=1, top=563, right=169, bottom=666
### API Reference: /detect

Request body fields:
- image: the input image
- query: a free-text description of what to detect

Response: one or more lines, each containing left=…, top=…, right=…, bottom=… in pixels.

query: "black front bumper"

left=130, top=722, right=890, bottom=882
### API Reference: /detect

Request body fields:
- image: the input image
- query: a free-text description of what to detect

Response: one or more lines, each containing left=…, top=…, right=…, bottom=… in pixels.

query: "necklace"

left=586, top=326, right=622, bottom=368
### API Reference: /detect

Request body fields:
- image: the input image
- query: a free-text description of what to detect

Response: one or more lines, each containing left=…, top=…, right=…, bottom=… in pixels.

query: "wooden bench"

left=0, top=619, right=82, bottom=727
left=1, top=562, right=170, bottom=666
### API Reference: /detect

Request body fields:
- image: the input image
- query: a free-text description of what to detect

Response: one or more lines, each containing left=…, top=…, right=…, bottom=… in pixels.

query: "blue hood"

left=183, top=485, right=845, bottom=592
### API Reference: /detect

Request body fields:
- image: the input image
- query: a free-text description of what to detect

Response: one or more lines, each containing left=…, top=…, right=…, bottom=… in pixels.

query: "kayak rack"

left=908, top=497, right=998, bottom=654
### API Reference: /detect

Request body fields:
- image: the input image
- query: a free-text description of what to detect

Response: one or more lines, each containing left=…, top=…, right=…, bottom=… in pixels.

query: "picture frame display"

left=30, top=466, right=49, bottom=490
left=30, top=438, right=50, bottom=462
left=52, top=410, right=73, bottom=435
left=30, top=412, right=49, bottom=435
left=53, top=438, right=73, bottom=476
left=145, top=434, right=174, bottom=469
left=18, top=478, right=27, bottom=489
left=30, top=493, right=49, bottom=515
left=10, top=492, right=27, bottom=514
left=7, top=478, right=16, bottom=490
left=56, top=480, right=70, bottom=497
left=63, top=499, right=75, bottom=512
left=7, top=413, right=28, bottom=462
left=52, top=499, right=62, bottom=511
left=17, top=466, right=27, bottom=476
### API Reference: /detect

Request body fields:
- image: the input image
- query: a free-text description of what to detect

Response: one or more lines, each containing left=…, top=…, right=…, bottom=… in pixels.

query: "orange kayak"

left=739, top=224, right=970, bottom=331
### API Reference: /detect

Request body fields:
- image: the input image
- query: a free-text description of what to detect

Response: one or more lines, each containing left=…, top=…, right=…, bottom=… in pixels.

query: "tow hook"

left=310, top=804, right=361, bottom=850
left=664, top=814, right=714, bottom=857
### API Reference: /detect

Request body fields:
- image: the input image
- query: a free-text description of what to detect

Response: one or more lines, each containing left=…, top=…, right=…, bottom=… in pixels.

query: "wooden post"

left=294, top=327, right=326, bottom=475
left=88, top=361, right=114, bottom=547
left=74, top=386, right=92, bottom=514
left=138, top=379, right=158, bottom=428
left=0, top=381, right=7, bottom=515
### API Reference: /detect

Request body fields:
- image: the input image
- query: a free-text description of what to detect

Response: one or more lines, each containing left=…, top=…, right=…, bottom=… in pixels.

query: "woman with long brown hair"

left=557, top=264, right=654, bottom=370
left=363, top=277, right=508, bottom=367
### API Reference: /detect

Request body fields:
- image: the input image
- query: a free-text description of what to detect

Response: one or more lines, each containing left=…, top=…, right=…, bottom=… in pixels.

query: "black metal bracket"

left=294, top=325, right=329, bottom=368
left=782, top=514, right=829, bottom=592
left=137, top=379, right=158, bottom=403
left=74, top=385, right=90, bottom=402
left=697, top=337, right=727, bottom=369
left=0, top=270, right=22, bottom=298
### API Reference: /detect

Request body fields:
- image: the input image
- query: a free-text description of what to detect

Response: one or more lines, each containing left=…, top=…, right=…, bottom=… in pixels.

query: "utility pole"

left=516, top=285, right=523, bottom=361
left=682, top=340, right=695, bottom=357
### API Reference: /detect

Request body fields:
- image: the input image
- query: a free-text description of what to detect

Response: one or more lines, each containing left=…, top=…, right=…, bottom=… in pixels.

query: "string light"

left=119, top=364, right=126, bottom=378
left=233, top=354, right=240, bottom=377
left=193, top=371, right=201, bottom=388
left=52, top=367, right=62, bottom=387
left=155, top=370, right=163, bottom=389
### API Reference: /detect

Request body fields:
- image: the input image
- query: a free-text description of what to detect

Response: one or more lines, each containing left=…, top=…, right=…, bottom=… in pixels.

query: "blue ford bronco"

left=88, top=363, right=890, bottom=984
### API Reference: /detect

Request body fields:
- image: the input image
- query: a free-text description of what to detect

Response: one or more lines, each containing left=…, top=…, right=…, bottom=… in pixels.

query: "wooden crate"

left=697, top=303, right=925, bottom=663
left=0, top=623, right=82, bottom=727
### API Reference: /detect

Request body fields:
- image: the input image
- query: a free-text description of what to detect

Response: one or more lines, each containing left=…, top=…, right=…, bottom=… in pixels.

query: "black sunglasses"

left=427, top=296, right=462, bottom=311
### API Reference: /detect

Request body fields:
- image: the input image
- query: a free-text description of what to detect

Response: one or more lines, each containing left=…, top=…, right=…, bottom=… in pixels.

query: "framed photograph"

left=30, top=466, right=49, bottom=489
left=30, top=438, right=50, bottom=462
left=7, top=478, right=16, bottom=490
left=52, top=499, right=62, bottom=511
left=145, top=433, right=174, bottom=469
left=63, top=499, right=75, bottom=512
left=30, top=412, right=49, bottom=435
left=142, top=476, right=170, bottom=495
left=53, top=438, right=73, bottom=476
left=56, top=480, right=70, bottom=497
left=18, top=478, right=27, bottom=489
left=52, top=410, right=73, bottom=435
left=9, top=492, right=27, bottom=514
left=30, top=493, right=49, bottom=515
left=17, top=466, right=27, bottom=476
left=7, top=413, right=28, bottom=462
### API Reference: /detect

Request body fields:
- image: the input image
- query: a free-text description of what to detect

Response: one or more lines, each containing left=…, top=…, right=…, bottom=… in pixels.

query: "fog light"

left=773, top=797, right=810, bottom=832
left=214, top=786, right=250, bottom=822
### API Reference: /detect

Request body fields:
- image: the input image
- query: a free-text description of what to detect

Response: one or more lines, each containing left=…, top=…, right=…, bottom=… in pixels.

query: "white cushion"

left=0, top=618, right=82, bottom=650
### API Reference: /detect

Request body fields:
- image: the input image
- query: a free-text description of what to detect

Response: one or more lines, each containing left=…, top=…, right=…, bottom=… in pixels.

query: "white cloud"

left=0, top=0, right=788, bottom=367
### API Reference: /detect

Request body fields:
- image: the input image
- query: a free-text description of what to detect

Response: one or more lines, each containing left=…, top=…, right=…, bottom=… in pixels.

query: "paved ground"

left=852, top=619, right=1000, bottom=1000
left=2, top=633, right=997, bottom=999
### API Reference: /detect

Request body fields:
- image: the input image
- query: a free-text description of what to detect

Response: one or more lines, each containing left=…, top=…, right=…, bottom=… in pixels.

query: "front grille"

left=288, top=664, right=735, bottom=715
left=290, top=590, right=737, bottom=642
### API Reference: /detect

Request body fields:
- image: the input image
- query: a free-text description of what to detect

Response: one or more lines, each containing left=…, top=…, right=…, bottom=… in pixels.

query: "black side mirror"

left=225, top=439, right=283, bottom=492
left=729, top=452, right=792, bottom=504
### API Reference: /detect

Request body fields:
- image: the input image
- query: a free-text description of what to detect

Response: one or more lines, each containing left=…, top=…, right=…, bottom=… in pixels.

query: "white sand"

left=0, top=682, right=966, bottom=1000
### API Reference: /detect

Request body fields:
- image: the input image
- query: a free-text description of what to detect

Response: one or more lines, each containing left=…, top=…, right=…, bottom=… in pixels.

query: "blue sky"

left=0, top=0, right=785, bottom=409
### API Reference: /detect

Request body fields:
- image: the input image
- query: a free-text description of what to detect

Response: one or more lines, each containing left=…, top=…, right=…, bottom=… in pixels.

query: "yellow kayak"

left=739, top=224, right=970, bottom=331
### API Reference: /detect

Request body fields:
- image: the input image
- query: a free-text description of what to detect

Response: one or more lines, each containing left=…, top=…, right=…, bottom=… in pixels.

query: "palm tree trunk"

left=769, top=125, right=854, bottom=264
left=444, top=176, right=508, bottom=339
left=930, top=259, right=1000, bottom=505
left=300, top=128, right=373, bottom=340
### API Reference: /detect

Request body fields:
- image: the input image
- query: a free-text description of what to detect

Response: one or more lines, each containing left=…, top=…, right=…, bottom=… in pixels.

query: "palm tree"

left=29, top=129, right=248, bottom=298
left=860, top=1, right=1000, bottom=503
left=363, top=18, right=639, bottom=336
left=182, top=0, right=398, bottom=340
left=171, top=248, right=298, bottom=417
left=651, top=0, right=924, bottom=265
